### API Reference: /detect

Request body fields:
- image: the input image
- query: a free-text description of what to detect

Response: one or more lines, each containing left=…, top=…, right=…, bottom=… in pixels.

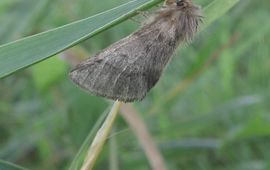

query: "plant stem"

left=80, top=101, right=122, bottom=170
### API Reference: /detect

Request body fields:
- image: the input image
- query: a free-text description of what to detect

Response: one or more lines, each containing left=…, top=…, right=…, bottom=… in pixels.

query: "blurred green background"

left=0, top=0, right=270, bottom=170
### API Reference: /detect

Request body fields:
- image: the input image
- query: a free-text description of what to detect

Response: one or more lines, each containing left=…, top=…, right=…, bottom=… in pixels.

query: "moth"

left=69, top=0, right=202, bottom=102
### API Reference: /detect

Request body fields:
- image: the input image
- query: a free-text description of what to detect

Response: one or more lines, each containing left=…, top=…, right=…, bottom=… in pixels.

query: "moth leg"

left=136, top=10, right=150, bottom=18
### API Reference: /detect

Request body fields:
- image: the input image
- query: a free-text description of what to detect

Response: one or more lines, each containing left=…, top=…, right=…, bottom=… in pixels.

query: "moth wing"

left=70, top=26, right=170, bottom=102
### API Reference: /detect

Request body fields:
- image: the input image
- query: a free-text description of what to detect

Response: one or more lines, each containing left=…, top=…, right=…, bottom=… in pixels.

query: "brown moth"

left=69, top=0, right=202, bottom=102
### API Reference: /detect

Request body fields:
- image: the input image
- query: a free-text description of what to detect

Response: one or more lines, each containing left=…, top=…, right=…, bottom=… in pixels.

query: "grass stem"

left=80, top=101, right=122, bottom=170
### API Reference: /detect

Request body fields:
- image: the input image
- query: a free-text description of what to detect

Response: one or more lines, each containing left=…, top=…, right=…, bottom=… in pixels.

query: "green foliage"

left=0, top=0, right=270, bottom=170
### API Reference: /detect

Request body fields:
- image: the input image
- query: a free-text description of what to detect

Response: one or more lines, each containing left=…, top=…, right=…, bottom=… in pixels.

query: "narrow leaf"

left=0, top=0, right=162, bottom=78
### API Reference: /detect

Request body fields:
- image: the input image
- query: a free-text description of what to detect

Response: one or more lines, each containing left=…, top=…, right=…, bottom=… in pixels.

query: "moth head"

left=165, top=0, right=192, bottom=8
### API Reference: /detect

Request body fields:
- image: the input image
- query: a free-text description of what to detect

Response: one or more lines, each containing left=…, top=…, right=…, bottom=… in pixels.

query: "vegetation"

left=0, top=0, right=269, bottom=169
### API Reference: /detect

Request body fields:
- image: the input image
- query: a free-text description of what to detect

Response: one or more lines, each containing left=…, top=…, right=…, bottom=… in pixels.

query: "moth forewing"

left=69, top=0, right=202, bottom=102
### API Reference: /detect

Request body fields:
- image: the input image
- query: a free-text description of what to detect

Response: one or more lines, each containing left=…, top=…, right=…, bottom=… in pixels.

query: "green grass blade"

left=0, top=160, right=28, bottom=170
left=0, top=0, right=162, bottom=78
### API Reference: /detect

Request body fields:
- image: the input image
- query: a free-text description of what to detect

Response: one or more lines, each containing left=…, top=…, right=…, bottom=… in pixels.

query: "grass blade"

left=0, top=0, right=162, bottom=78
